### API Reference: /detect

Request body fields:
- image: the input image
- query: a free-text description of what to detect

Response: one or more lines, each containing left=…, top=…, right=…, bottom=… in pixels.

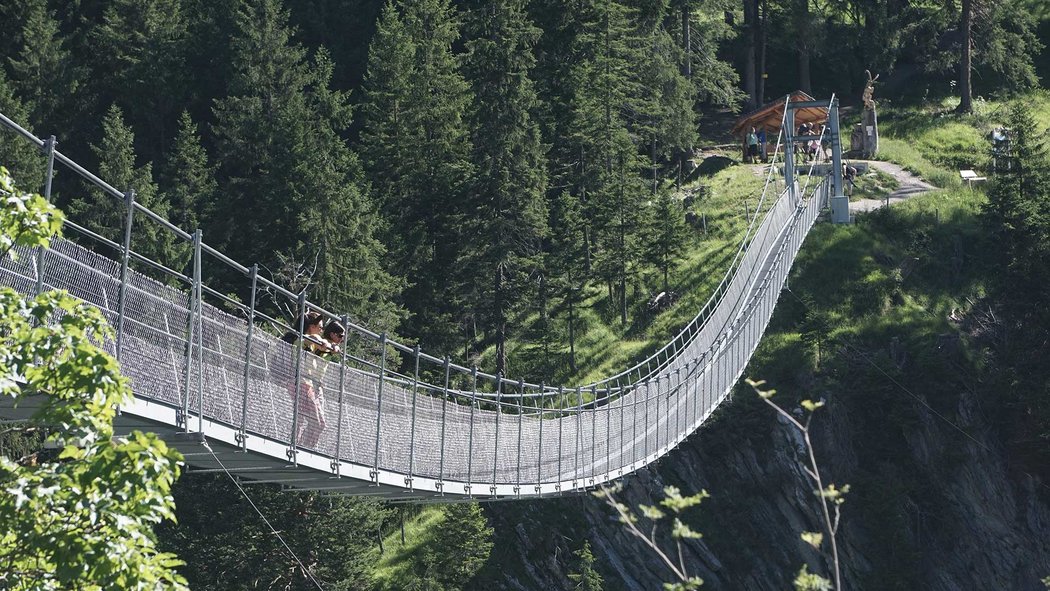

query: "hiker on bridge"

left=284, top=311, right=337, bottom=448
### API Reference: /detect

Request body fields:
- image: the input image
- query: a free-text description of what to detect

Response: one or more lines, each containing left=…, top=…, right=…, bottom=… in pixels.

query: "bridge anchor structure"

left=0, top=95, right=841, bottom=501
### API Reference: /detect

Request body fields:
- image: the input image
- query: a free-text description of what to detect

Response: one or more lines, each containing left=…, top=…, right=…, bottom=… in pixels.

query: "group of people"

left=745, top=121, right=829, bottom=164
left=795, top=122, right=829, bottom=162
left=280, top=311, right=346, bottom=448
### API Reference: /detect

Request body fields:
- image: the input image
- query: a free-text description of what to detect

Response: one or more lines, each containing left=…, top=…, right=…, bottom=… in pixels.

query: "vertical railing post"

left=179, top=229, right=201, bottom=433
left=33, top=136, right=57, bottom=296
left=643, top=379, right=651, bottom=460
left=632, top=381, right=639, bottom=467
left=674, top=368, right=681, bottom=447
left=492, top=373, right=502, bottom=495
left=372, top=333, right=388, bottom=483
left=437, top=357, right=451, bottom=495
left=604, top=387, right=611, bottom=480
left=574, top=386, right=582, bottom=489
left=617, top=379, right=625, bottom=475
left=466, top=366, right=477, bottom=496
left=289, top=292, right=307, bottom=461
left=238, top=264, right=258, bottom=449
left=557, top=385, right=564, bottom=492
left=590, top=385, right=597, bottom=484
left=536, top=382, right=544, bottom=493
left=516, top=378, right=524, bottom=495
left=115, top=189, right=136, bottom=361
left=194, top=231, right=204, bottom=435
left=407, top=344, right=421, bottom=489
left=785, top=104, right=796, bottom=204
left=333, top=314, right=349, bottom=475
left=655, top=375, right=662, bottom=454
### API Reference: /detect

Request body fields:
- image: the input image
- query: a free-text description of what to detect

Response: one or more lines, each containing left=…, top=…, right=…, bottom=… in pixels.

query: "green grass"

left=370, top=507, right=445, bottom=590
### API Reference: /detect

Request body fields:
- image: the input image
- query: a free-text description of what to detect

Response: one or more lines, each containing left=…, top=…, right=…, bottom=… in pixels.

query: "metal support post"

left=556, top=386, right=564, bottom=490
left=492, top=374, right=502, bottom=493
left=180, top=229, right=201, bottom=433
left=655, top=375, right=662, bottom=453
left=34, top=136, right=57, bottom=296
left=784, top=107, right=796, bottom=204
left=828, top=99, right=850, bottom=223
left=590, top=385, right=597, bottom=483
left=516, top=378, right=523, bottom=494
left=574, top=387, right=582, bottom=489
left=643, top=380, right=651, bottom=460
left=536, top=384, right=544, bottom=490
left=604, top=388, right=611, bottom=479
left=372, top=333, right=388, bottom=482
left=615, top=379, right=624, bottom=474
left=115, top=190, right=136, bottom=361
left=195, top=233, right=204, bottom=435
left=632, top=381, right=639, bottom=466
left=407, top=344, right=420, bottom=489
left=466, top=366, right=477, bottom=496
left=238, top=264, right=258, bottom=448
left=289, top=292, right=307, bottom=461
left=438, top=357, right=450, bottom=493
left=334, top=314, right=349, bottom=475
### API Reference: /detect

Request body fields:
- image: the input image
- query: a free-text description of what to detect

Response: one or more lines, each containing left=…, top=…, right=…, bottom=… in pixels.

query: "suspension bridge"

left=0, top=96, right=848, bottom=502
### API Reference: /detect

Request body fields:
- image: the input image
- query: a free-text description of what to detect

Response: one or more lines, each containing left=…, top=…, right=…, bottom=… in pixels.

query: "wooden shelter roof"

left=730, top=91, right=829, bottom=136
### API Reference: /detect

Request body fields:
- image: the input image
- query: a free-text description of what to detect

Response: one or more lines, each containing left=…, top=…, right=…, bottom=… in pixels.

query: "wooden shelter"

left=731, top=91, right=829, bottom=160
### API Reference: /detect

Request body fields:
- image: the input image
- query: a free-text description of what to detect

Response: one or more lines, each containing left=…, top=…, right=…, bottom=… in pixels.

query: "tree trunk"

left=743, top=0, right=757, bottom=108
left=494, top=264, right=507, bottom=377
left=957, top=0, right=973, bottom=113
left=797, top=0, right=812, bottom=94
left=682, top=2, right=691, bottom=79
left=568, top=290, right=577, bottom=373
left=757, top=0, right=767, bottom=105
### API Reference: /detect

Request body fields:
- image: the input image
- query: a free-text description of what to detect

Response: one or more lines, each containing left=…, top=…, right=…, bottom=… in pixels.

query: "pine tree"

left=548, top=190, right=589, bottom=373
left=985, top=104, right=1050, bottom=284
left=214, top=0, right=401, bottom=327
left=68, top=104, right=176, bottom=265
left=645, top=190, right=688, bottom=293
left=568, top=0, right=648, bottom=326
left=0, top=70, right=45, bottom=192
left=160, top=111, right=216, bottom=234
left=568, top=540, right=604, bottom=591
left=360, top=0, right=417, bottom=255
left=360, top=0, right=474, bottom=354
left=90, top=0, right=189, bottom=161
left=8, top=0, right=80, bottom=131
left=213, top=0, right=316, bottom=267
left=462, top=0, right=549, bottom=376
left=427, top=503, right=494, bottom=589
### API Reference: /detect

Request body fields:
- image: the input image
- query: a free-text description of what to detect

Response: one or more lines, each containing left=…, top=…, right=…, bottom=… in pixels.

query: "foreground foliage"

left=0, top=167, right=186, bottom=589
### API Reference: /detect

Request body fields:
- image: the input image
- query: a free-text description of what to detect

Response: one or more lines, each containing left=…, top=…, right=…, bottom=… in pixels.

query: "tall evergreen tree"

left=8, top=0, right=80, bottom=132
left=0, top=70, right=45, bottom=192
left=462, top=0, right=549, bottom=376
left=213, top=0, right=400, bottom=326
left=360, top=0, right=474, bottom=354
left=548, top=190, right=589, bottom=373
left=568, top=0, right=648, bottom=325
left=645, top=190, right=688, bottom=293
left=68, top=104, right=176, bottom=265
left=160, top=111, right=216, bottom=234
left=568, top=540, right=605, bottom=590
left=90, top=0, right=189, bottom=161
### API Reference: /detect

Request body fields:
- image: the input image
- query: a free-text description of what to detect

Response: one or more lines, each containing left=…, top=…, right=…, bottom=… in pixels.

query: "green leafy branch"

left=595, top=483, right=708, bottom=591
left=0, top=166, right=187, bottom=590
left=747, top=379, right=847, bottom=591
